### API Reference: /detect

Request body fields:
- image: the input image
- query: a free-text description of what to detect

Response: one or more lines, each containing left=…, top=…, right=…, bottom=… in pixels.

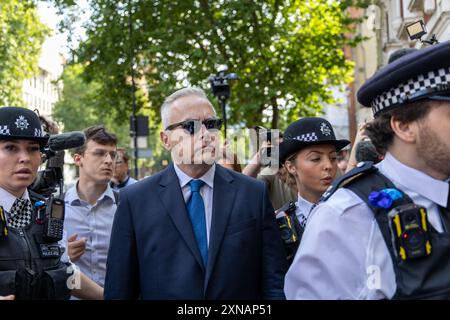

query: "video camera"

left=29, top=126, right=85, bottom=242
left=208, top=68, right=238, bottom=101
left=31, top=131, right=86, bottom=198
left=208, top=67, right=238, bottom=140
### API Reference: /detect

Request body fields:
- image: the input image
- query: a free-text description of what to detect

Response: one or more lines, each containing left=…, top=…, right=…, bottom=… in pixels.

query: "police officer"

left=0, top=107, right=103, bottom=300
left=275, top=117, right=349, bottom=263
left=284, top=40, right=450, bottom=299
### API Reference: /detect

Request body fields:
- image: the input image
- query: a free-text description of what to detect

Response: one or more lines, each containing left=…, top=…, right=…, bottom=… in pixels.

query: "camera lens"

left=281, top=228, right=292, bottom=241
left=405, top=213, right=416, bottom=223
left=404, top=230, right=424, bottom=250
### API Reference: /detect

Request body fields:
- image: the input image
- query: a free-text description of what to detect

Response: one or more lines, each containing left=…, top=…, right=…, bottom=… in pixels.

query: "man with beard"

left=284, top=41, right=450, bottom=299
left=104, top=87, right=287, bottom=299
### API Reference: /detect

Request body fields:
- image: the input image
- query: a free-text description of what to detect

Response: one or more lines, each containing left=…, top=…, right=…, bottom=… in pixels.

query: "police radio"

left=388, top=203, right=432, bottom=260
left=43, top=197, right=65, bottom=242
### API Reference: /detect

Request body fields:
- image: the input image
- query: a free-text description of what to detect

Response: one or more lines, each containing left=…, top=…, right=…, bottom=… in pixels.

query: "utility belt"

left=0, top=192, right=72, bottom=300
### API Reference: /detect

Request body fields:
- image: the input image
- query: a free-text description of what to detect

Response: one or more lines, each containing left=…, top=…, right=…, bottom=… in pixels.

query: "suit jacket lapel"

left=158, top=164, right=205, bottom=270
left=204, top=165, right=237, bottom=290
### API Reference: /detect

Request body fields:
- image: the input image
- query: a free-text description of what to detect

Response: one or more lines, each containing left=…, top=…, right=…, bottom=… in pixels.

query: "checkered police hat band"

left=287, top=132, right=318, bottom=142
left=371, top=66, right=450, bottom=115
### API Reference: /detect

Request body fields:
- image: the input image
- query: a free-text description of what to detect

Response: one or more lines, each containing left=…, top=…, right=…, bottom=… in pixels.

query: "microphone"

left=48, top=131, right=86, bottom=151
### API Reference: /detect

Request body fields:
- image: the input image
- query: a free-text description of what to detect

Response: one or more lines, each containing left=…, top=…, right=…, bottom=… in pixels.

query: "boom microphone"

left=48, top=131, right=86, bottom=151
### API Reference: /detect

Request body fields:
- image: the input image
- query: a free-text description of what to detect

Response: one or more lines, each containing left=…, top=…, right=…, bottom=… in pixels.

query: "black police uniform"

left=0, top=107, right=72, bottom=300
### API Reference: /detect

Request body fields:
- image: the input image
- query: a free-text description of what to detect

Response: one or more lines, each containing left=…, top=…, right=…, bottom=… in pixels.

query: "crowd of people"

left=0, top=40, right=449, bottom=300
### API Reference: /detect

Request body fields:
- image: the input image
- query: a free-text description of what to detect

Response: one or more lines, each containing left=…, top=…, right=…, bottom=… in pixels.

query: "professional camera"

left=208, top=67, right=238, bottom=140
left=33, top=131, right=85, bottom=240
left=208, top=68, right=238, bottom=101
left=29, top=119, right=85, bottom=242
left=30, top=131, right=85, bottom=198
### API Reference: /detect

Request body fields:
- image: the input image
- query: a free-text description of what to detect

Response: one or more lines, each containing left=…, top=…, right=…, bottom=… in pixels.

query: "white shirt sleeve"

left=284, top=188, right=396, bottom=300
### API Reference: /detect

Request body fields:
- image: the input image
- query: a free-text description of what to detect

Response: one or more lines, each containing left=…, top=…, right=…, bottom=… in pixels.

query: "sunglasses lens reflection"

left=181, top=119, right=222, bottom=135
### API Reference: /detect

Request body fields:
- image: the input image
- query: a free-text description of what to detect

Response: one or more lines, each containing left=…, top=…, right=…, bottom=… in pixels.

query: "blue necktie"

left=187, top=179, right=208, bottom=267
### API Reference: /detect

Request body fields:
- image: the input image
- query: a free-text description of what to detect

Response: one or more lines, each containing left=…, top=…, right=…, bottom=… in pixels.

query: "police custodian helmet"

left=0, top=106, right=48, bottom=148
left=358, top=40, right=450, bottom=117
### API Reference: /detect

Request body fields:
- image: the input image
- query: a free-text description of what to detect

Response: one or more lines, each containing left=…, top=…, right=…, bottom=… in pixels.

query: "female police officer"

left=280, top=117, right=350, bottom=215
left=275, top=117, right=349, bottom=262
left=0, top=106, right=103, bottom=300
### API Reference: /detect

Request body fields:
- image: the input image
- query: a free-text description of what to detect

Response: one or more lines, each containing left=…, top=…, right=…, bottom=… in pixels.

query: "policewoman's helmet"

left=279, top=117, right=350, bottom=164
left=0, top=106, right=48, bottom=148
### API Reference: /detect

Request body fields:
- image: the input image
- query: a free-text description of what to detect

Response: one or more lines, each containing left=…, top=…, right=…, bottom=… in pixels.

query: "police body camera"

left=275, top=201, right=302, bottom=260
left=388, top=203, right=432, bottom=260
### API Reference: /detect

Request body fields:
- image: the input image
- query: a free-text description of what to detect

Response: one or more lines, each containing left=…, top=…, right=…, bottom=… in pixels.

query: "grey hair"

left=161, top=87, right=214, bottom=129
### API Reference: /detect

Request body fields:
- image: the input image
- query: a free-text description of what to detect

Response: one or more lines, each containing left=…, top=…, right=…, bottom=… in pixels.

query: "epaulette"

left=321, top=161, right=378, bottom=202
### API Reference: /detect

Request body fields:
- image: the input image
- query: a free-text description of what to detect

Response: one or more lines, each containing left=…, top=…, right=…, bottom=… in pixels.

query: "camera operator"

left=0, top=107, right=103, bottom=300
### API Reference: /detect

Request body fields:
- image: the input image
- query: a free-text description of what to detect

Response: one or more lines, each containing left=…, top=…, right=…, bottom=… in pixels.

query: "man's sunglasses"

left=165, top=118, right=223, bottom=135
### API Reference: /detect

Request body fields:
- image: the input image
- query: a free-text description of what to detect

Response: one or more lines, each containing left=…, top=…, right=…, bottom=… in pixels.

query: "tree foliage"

left=52, top=0, right=368, bottom=130
left=0, top=0, right=49, bottom=106
left=53, top=63, right=168, bottom=172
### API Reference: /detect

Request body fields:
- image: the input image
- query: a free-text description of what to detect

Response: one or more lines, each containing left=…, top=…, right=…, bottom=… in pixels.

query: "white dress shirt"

left=284, top=152, right=450, bottom=300
left=0, top=187, right=31, bottom=222
left=63, top=182, right=117, bottom=287
left=173, top=163, right=215, bottom=245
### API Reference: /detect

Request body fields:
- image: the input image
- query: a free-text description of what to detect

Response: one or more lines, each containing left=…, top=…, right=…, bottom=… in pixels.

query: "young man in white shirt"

left=64, top=125, right=118, bottom=288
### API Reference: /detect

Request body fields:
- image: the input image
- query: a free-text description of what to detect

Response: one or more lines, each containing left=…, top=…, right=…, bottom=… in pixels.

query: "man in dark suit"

left=104, top=87, right=287, bottom=299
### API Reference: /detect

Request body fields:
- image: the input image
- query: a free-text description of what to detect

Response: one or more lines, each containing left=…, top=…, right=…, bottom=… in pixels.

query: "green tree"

left=53, top=63, right=168, bottom=172
left=52, top=0, right=368, bottom=130
left=0, top=0, right=49, bottom=105
left=53, top=63, right=130, bottom=145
